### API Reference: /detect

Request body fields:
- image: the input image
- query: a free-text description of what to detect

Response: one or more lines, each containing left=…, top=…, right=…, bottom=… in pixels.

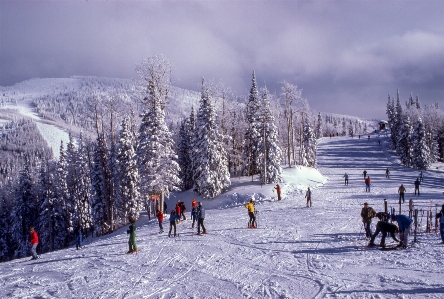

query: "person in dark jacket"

left=29, top=227, right=40, bottom=260
left=197, top=202, right=206, bottom=234
left=369, top=213, right=399, bottom=247
left=436, top=204, right=444, bottom=244
left=361, top=202, right=376, bottom=238
left=74, top=222, right=83, bottom=250
left=274, top=184, right=282, bottom=201
left=127, top=217, right=138, bottom=254
left=179, top=201, right=186, bottom=220
left=414, top=178, right=421, bottom=196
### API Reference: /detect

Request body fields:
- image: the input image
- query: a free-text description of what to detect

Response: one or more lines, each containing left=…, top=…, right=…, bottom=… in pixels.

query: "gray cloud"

left=1, top=1, right=444, bottom=119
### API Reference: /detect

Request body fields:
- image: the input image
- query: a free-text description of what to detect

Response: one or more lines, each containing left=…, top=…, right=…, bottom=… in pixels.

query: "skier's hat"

left=363, top=202, right=368, bottom=205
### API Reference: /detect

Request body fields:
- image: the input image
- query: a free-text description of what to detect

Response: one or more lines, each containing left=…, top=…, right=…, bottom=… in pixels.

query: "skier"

left=168, top=210, right=178, bottom=237
left=305, top=187, right=312, bottom=207
left=197, top=202, right=206, bottom=235
left=368, top=213, right=399, bottom=248
left=361, top=202, right=376, bottom=238
left=175, top=202, right=181, bottom=221
left=365, top=176, right=371, bottom=192
left=414, top=178, right=421, bottom=196
left=363, top=170, right=367, bottom=179
left=179, top=200, right=186, bottom=220
left=274, top=184, right=282, bottom=201
left=436, top=204, right=444, bottom=244
left=127, top=217, right=138, bottom=254
left=419, top=171, right=424, bottom=182
left=74, top=222, right=83, bottom=250
left=398, top=184, right=406, bottom=203
left=392, top=214, right=413, bottom=248
left=385, top=168, right=390, bottom=179
left=343, top=173, right=349, bottom=185
left=191, top=198, right=198, bottom=209
left=29, top=227, right=40, bottom=260
left=191, top=207, right=198, bottom=229
left=156, top=209, right=164, bottom=233
left=244, top=199, right=256, bottom=228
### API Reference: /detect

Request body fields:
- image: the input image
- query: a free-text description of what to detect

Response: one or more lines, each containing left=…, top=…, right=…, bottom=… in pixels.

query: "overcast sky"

left=1, top=1, right=444, bottom=119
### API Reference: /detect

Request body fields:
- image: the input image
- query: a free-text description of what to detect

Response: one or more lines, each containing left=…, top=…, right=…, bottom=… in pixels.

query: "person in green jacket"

left=127, top=217, right=138, bottom=254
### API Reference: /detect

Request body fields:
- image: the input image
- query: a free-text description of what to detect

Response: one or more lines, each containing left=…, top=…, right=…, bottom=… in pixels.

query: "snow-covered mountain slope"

left=1, top=132, right=443, bottom=298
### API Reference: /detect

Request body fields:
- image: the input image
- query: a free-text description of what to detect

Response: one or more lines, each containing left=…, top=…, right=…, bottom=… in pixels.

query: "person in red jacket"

left=157, top=209, right=164, bottom=233
left=365, top=176, right=371, bottom=192
left=29, top=227, right=40, bottom=260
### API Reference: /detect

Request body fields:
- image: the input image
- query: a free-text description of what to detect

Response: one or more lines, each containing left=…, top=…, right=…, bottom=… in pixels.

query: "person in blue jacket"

left=392, top=214, right=413, bottom=248
left=197, top=202, right=206, bottom=235
left=169, top=210, right=179, bottom=237
left=191, top=207, right=198, bottom=229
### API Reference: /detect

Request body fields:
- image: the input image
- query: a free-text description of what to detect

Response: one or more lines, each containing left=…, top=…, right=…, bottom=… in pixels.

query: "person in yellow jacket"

left=244, top=199, right=256, bottom=228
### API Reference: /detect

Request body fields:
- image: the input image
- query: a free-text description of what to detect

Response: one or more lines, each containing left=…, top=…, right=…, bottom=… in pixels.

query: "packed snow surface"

left=1, top=134, right=444, bottom=298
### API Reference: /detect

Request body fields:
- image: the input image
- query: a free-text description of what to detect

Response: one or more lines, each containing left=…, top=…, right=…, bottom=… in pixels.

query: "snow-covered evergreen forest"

left=386, top=89, right=444, bottom=169
left=1, top=55, right=383, bottom=262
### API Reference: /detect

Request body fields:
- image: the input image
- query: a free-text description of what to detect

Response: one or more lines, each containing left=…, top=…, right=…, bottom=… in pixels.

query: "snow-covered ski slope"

left=1, top=133, right=443, bottom=299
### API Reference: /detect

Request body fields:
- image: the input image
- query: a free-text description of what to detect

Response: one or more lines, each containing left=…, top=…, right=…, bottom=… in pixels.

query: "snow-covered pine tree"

left=36, top=159, right=66, bottom=252
left=136, top=55, right=181, bottom=202
left=115, top=117, right=141, bottom=223
left=315, top=112, right=322, bottom=139
left=393, top=89, right=403, bottom=150
left=257, top=87, right=282, bottom=184
left=90, top=135, right=108, bottom=235
left=193, top=79, right=231, bottom=199
left=55, top=140, right=70, bottom=247
left=9, top=161, right=37, bottom=258
left=244, top=72, right=262, bottom=176
left=178, top=115, right=194, bottom=191
left=397, top=115, right=413, bottom=166
left=411, top=118, right=431, bottom=169
left=348, top=120, right=354, bottom=137
left=301, top=117, right=317, bottom=168
left=386, top=94, right=397, bottom=147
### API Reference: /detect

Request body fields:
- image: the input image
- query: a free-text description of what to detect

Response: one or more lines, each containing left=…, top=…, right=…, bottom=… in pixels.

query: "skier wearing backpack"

left=244, top=199, right=256, bottom=228
left=127, top=217, right=138, bottom=254
left=157, top=209, right=164, bottom=233
left=168, top=210, right=178, bottom=237
left=179, top=201, right=186, bottom=220
left=197, top=202, right=206, bottom=234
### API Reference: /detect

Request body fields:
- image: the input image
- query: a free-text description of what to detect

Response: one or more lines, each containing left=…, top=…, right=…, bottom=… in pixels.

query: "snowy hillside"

left=1, top=132, right=443, bottom=298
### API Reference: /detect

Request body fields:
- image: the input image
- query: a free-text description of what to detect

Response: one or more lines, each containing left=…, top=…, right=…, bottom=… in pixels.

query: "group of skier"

left=361, top=202, right=413, bottom=248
